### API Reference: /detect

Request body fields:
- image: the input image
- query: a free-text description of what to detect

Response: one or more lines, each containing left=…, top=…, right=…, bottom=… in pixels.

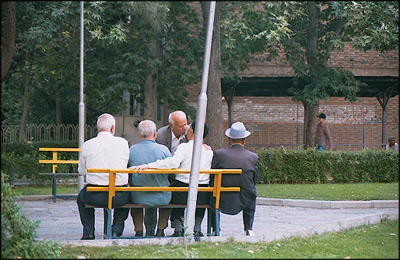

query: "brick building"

left=183, top=45, right=399, bottom=151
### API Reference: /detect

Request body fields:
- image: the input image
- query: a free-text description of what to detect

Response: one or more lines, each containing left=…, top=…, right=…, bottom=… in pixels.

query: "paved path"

left=16, top=197, right=398, bottom=246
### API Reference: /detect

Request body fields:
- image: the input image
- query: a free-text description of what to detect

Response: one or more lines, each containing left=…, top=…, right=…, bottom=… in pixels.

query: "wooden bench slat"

left=87, top=186, right=240, bottom=192
left=39, top=148, right=81, bottom=152
left=85, top=204, right=211, bottom=209
left=87, top=168, right=242, bottom=174
left=39, top=172, right=79, bottom=176
left=39, top=159, right=79, bottom=164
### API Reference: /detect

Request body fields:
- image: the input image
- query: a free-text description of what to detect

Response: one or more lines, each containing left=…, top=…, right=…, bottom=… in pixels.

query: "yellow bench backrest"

left=86, top=168, right=242, bottom=210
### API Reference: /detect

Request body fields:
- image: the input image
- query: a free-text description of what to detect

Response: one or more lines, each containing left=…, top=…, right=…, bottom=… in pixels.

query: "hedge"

left=1, top=141, right=399, bottom=184
left=256, top=148, right=399, bottom=184
left=1, top=141, right=78, bottom=184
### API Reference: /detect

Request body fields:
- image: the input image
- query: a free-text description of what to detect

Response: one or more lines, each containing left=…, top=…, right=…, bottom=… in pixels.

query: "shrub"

left=1, top=173, right=61, bottom=259
left=1, top=140, right=78, bottom=184
left=256, top=148, right=399, bottom=184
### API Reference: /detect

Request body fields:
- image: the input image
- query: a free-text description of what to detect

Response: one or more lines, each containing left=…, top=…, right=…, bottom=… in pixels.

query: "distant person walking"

left=386, top=136, right=399, bottom=152
left=315, top=113, right=333, bottom=151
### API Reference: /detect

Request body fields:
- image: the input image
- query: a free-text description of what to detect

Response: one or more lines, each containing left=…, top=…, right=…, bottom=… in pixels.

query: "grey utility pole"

left=184, top=1, right=216, bottom=245
left=78, top=1, right=85, bottom=191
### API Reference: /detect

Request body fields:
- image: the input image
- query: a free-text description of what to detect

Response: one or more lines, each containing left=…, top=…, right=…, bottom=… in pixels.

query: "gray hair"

left=138, top=120, right=157, bottom=138
left=97, top=113, right=115, bottom=132
left=168, top=110, right=186, bottom=124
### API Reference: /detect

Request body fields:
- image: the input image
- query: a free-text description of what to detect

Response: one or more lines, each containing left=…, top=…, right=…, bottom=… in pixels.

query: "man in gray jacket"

left=155, top=110, right=188, bottom=155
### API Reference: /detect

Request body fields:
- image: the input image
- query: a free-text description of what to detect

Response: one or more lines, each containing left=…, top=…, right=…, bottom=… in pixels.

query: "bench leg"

left=104, top=209, right=112, bottom=239
left=215, top=209, right=220, bottom=236
left=52, top=175, right=57, bottom=203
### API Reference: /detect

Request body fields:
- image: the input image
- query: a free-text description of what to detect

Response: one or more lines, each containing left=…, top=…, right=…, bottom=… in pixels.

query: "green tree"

left=236, top=1, right=398, bottom=148
left=1, top=1, right=16, bottom=82
left=201, top=2, right=291, bottom=149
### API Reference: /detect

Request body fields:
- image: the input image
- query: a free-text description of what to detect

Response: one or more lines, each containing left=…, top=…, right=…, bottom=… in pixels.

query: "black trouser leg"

left=77, top=186, right=130, bottom=235
left=144, top=207, right=157, bottom=232
left=242, top=199, right=256, bottom=231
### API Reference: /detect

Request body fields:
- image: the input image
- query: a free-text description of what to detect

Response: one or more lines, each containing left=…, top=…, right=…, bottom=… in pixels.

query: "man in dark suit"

left=211, top=122, right=258, bottom=236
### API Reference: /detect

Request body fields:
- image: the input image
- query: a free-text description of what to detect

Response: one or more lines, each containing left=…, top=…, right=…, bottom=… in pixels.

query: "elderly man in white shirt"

left=77, top=113, right=131, bottom=240
left=132, top=120, right=213, bottom=238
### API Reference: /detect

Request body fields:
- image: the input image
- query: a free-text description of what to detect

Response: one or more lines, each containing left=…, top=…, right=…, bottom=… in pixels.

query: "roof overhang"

left=222, top=76, right=399, bottom=98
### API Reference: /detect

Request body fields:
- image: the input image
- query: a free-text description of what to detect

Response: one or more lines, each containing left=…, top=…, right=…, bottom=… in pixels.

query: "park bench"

left=38, top=147, right=80, bottom=203
left=85, top=168, right=242, bottom=239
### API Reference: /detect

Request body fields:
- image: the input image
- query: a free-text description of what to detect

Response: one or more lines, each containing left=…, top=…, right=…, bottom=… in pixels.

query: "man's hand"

left=203, top=144, right=212, bottom=151
left=129, top=164, right=149, bottom=174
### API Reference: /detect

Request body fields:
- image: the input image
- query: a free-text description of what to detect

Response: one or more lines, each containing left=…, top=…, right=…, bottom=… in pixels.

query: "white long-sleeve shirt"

left=78, top=131, right=129, bottom=186
left=147, top=140, right=213, bottom=184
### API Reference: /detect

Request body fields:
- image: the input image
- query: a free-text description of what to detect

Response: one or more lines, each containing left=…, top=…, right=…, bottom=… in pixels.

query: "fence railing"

left=2, top=123, right=398, bottom=152
left=241, top=124, right=399, bottom=151
left=1, top=124, right=97, bottom=144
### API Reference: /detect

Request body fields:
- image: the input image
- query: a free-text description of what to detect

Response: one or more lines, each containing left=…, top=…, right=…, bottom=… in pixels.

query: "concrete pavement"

left=16, top=196, right=398, bottom=247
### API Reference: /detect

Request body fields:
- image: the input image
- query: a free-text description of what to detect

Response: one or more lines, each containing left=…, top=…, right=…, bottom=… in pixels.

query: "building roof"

left=222, top=76, right=399, bottom=98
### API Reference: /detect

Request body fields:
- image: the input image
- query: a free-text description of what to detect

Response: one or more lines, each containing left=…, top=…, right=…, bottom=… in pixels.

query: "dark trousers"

left=170, top=179, right=210, bottom=221
left=242, top=199, right=256, bottom=231
left=77, top=185, right=131, bottom=236
left=210, top=198, right=256, bottom=231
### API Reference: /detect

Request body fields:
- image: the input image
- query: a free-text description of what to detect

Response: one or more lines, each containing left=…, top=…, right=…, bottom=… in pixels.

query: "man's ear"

left=110, top=125, right=115, bottom=135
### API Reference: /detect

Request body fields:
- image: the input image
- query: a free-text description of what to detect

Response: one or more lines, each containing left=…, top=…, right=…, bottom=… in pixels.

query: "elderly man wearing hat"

left=210, top=122, right=259, bottom=236
left=315, top=113, right=333, bottom=151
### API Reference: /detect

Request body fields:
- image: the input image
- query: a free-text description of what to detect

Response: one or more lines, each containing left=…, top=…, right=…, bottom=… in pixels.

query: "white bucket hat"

left=225, top=122, right=251, bottom=139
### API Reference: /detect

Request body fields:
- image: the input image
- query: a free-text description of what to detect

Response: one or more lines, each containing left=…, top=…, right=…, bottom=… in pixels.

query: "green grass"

left=12, top=185, right=78, bottom=196
left=13, top=183, right=399, bottom=201
left=59, top=220, right=398, bottom=259
left=257, top=183, right=399, bottom=201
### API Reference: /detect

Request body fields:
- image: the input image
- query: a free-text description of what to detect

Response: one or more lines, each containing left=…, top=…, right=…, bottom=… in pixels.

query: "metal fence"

left=242, top=124, right=399, bottom=151
left=2, top=123, right=398, bottom=152
left=1, top=124, right=97, bottom=144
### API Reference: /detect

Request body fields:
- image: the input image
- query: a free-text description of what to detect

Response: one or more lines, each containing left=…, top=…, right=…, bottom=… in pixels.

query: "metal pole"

left=184, top=1, right=216, bottom=245
left=78, top=1, right=85, bottom=191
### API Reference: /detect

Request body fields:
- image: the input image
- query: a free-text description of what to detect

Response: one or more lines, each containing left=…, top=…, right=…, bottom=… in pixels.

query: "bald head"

left=168, top=111, right=187, bottom=138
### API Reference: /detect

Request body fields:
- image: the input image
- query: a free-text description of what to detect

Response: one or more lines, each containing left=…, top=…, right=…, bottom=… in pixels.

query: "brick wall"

left=186, top=95, right=399, bottom=151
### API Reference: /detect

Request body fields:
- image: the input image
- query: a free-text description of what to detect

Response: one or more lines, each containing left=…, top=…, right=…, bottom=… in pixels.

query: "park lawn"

left=59, top=220, right=398, bottom=259
left=12, top=183, right=399, bottom=201
left=256, top=183, right=399, bottom=201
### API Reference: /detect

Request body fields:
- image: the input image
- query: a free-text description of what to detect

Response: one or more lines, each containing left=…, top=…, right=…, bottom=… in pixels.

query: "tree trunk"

left=303, top=1, right=319, bottom=149
left=55, top=94, right=64, bottom=125
left=303, top=102, right=319, bottom=149
left=143, top=41, right=159, bottom=122
left=201, top=1, right=223, bottom=150
left=19, top=57, right=33, bottom=142
left=1, top=1, right=16, bottom=82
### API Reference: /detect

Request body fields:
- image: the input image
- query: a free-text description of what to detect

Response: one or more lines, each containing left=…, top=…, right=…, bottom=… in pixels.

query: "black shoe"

left=194, top=231, right=204, bottom=237
left=156, top=228, right=165, bottom=237
left=112, top=231, right=122, bottom=238
left=171, top=231, right=184, bottom=237
left=81, top=234, right=95, bottom=240
left=145, top=230, right=155, bottom=237
left=135, top=230, right=143, bottom=237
